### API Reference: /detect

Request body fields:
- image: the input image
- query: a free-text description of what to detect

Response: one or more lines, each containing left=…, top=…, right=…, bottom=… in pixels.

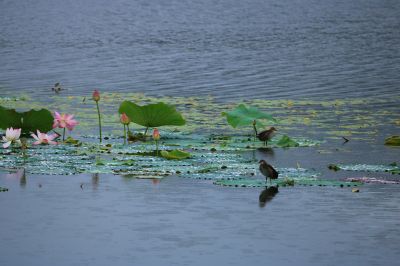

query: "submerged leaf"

left=119, top=101, right=186, bottom=128
left=384, top=136, right=400, bottom=146
left=222, top=104, right=277, bottom=128
left=160, top=150, right=191, bottom=160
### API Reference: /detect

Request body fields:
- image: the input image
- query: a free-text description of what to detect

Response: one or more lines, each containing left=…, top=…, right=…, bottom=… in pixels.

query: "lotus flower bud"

left=120, top=113, right=130, bottom=125
left=92, top=90, right=100, bottom=102
left=152, top=128, right=160, bottom=141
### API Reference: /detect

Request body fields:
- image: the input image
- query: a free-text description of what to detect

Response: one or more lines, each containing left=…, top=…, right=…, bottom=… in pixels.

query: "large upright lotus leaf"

left=0, top=106, right=53, bottom=134
left=222, top=104, right=277, bottom=128
left=119, top=101, right=186, bottom=128
left=20, top=109, right=54, bottom=133
left=0, top=105, right=22, bottom=129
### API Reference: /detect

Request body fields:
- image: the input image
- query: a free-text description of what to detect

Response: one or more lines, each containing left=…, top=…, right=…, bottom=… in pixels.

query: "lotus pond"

left=0, top=92, right=400, bottom=266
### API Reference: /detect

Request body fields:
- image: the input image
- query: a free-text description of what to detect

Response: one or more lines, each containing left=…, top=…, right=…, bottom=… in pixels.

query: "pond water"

left=1, top=0, right=400, bottom=101
left=1, top=0, right=400, bottom=265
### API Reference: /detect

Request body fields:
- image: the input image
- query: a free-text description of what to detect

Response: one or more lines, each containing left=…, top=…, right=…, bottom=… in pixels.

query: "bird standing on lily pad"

left=259, top=159, right=279, bottom=185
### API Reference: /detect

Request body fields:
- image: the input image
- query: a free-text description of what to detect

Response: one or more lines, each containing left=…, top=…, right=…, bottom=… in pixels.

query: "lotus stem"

left=62, top=128, right=66, bottom=142
left=156, top=140, right=159, bottom=156
left=123, top=124, right=126, bottom=145
left=253, top=120, right=258, bottom=142
left=144, top=127, right=149, bottom=137
left=96, top=101, right=102, bottom=143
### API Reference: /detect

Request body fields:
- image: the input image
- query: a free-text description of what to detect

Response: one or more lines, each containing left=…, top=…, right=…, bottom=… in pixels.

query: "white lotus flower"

left=2, top=127, right=22, bottom=148
left=31, top=130, right=58, bottom=145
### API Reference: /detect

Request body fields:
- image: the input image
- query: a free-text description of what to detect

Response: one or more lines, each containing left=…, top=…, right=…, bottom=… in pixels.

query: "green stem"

left=156, top=140, right=159, bottom=156
left=123, top=125, right=126, bottom=145
left=63, top=127, right=66, bottom=142
left=144, top=127, right=149, bottom=137
left=253, top=121, right=258, bottom=142
left=96, top=101, right=102, bottom=143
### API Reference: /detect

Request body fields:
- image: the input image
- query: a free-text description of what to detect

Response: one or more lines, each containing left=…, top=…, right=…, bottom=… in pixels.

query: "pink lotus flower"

left=31, top=130, right=58, bottom=145
left=92, top=90, right=100, bottom=102
left=152, top=128, right=160, bottom=141
left=53, top=112, right=79, bottom=131
left=120, top=113, right=130, bottom=125
left=2, top=127, right=22, bottom=148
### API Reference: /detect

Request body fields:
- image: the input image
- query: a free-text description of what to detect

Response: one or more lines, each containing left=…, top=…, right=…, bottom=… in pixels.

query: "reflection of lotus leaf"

left=222, top=104, right=277, bottom=128
left=118, top=101, right=185, bottom=128
left=0, top=105, right=53, bottom=134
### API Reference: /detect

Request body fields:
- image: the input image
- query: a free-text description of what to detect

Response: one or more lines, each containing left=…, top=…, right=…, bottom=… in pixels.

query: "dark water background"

left=1, top=0, right=400, bottom=265
left=1, top=0, right=400, bottom=100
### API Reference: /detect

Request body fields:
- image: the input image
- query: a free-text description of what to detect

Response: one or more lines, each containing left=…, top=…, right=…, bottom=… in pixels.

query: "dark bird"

left=256, top=127, right=277, bottom=146
left=259, top=186, right=279, bottom=207
left=51, top=82, right=62, bottom=93
left=259, top=159, right=279, bottom=184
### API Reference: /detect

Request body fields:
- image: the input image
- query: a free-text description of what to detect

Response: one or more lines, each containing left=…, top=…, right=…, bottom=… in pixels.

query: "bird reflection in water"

left=259, top=186, right=279, bottom=208
left=256, top=147, right=275, bottom=158
left=6, top=168, right=26, bottom=187
left=92, top=173, right=99, bottom=190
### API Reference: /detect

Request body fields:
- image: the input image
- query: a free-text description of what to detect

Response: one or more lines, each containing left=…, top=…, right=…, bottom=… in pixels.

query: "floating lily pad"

left=0, top=187, right=8, bottom=192
left=160, top=150, right=191, bottom=160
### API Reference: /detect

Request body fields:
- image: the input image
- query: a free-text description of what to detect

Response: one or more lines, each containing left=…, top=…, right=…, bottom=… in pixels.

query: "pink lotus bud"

left=92, top=90, right=100, bottom=102
left=152, top=128, right=160, bottom=141
left=120, top=113, right=130, bottom=125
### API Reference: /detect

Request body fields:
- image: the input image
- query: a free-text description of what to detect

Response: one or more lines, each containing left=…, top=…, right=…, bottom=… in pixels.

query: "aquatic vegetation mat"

left=329, top=164, right=400, bottom=175
left=213, top=178, right=363, bottom=188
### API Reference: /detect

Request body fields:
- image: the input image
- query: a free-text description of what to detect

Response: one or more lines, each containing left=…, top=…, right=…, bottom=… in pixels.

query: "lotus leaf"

left=160, top=150, right=191, bottom=160
left=118, top=101, right=186, bottom=129
left=222, top=104, right=277, bottom=128
left=0, top=105, right=53, bottom=134
left=275, top=135, right=300, bottom=147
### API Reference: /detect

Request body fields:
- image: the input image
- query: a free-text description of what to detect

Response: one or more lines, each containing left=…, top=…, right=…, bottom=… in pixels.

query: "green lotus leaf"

left=118, top=101, right=185, bottom=128
left=160, top=150, right=191, bottom=160
left=385, top=136, right=400, bottom=146
left=222, top=104, right=277, bottom=128
left=275, top=135, right=299, bottom=147
left=0, top=105, right=53, bottom=134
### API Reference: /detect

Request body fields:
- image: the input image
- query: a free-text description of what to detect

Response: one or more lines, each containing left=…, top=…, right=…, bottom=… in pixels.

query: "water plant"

left=2, top=127, right=22, bottom=148
left=92, top=90, right=102, bottom=143
left=120, top=113, right=130, bottom=145
left=0, top=105, right=53, bottom=134
left=222, top=104, right=277, bottom=140
left=385, top=136, right=400, bottom=146
left=153, top=128, right=160, bottom=155
left=52, top=112, right=78, bottom=141
left=118, top=101, right=185, bottom=136
left=31, top=130, right=58, bottom=145
left=160, top=149, right=191, bottom=160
